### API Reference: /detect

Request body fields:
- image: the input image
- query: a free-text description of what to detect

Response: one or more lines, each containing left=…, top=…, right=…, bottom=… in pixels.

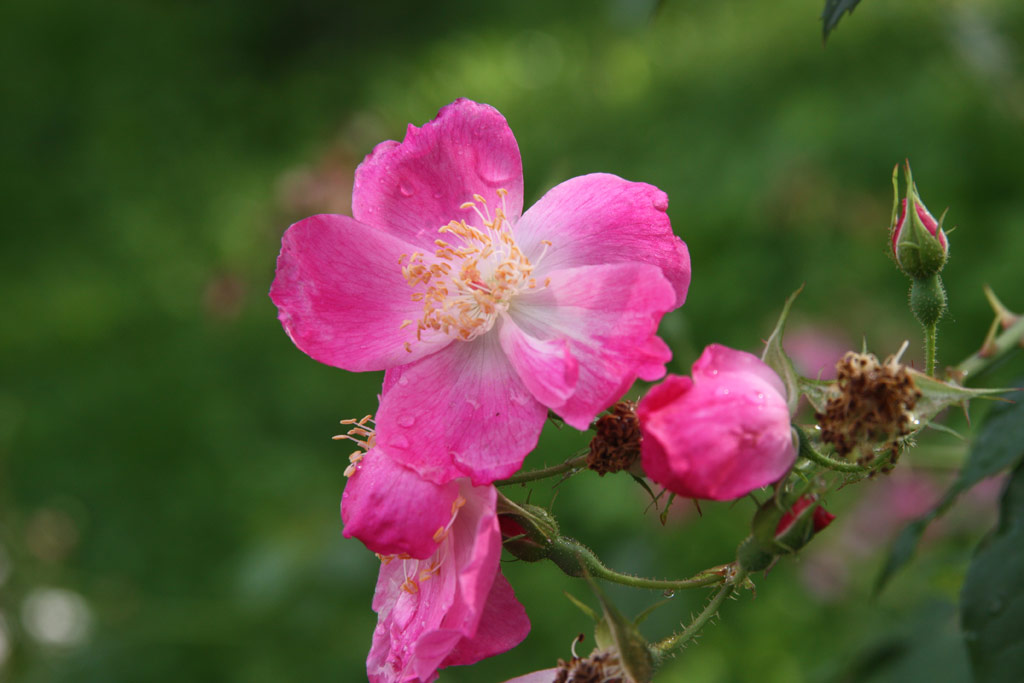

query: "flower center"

left=399, top=189, right=550, bottom=348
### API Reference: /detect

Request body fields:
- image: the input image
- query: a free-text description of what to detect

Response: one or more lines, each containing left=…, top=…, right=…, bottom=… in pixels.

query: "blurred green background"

left=2, top=0, right=1023, bottom=680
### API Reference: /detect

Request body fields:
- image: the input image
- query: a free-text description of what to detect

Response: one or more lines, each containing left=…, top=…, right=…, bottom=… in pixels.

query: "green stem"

left=956, top=315, right=1024, bottom=381
left=925, top=322, right=938, bottom=377
left=497, top=454, right=588, bottom=486
left=794, top=425, right=872, bottom=473
left=650, top=571, right=745, bottom=658
left=548, top=536, right=724, bottom=591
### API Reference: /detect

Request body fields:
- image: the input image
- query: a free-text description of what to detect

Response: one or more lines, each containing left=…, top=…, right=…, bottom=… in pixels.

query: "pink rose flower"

left=271, top=98, right=690, bottom=485
left=366, top=482, right=530, bottom=683
left=637, top=344, right=796, bottom=501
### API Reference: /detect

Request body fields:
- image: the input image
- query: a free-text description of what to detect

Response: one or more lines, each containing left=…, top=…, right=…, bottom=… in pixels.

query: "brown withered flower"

left=554, top=650, right=625, bottom=683
left=816, top=345, right=921, bottom=463
left=587, top=401, right=642, bottom=476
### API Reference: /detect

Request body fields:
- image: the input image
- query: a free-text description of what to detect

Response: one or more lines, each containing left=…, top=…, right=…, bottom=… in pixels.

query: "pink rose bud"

left=891, top=161, right=948, bottom=279
left=637, top=344, right=797, bottom=501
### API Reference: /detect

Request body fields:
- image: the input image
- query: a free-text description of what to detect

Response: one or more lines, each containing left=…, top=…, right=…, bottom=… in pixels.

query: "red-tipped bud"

left=890, top=161, right=949, bottom=279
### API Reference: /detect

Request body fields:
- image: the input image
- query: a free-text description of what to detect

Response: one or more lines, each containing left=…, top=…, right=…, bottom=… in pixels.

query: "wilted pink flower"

left=637, top=344, right=796, bottom=501
left=366, top=483, right=529, bottom=682
left=271, top=98, right=690, bottom=485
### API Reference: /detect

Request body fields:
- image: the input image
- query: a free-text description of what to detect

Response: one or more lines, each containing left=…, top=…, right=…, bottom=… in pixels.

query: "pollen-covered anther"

left=400, top=190, right=552, bottom=343
left=431, top=494, right=468, bottom=544
left=335, top=414, right=376, bottom=477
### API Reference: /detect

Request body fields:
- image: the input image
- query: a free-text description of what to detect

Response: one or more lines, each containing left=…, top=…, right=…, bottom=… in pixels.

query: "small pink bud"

left=775, top=495, right=835, bottom=538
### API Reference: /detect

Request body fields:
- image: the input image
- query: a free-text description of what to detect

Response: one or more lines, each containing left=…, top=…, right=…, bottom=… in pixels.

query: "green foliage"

left=822, top=0, right=865, bottom=41
left=3, top=0, right=1024, bottom=680
left=961, top=459, right=1024, bottom=682
left=877, top=390, right=1024, bottom=593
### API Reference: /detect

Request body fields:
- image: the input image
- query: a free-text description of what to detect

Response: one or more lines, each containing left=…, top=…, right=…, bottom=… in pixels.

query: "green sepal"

left=894, top=163, right=947, bottom=279
left=761, top=286, right=804, bottom=415
left=583, top=573, right=655, bottom=683
left=496, top=494, right=560, bottom=563
left=909, top=370, right=1010, bottom=426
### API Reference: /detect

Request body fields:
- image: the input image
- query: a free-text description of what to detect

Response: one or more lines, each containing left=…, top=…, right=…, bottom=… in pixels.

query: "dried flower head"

left=587, top=401, right=642, bottom=475
left=554, top=649, right=625, bottom=683
left=816, top=345, right=921, bottom=462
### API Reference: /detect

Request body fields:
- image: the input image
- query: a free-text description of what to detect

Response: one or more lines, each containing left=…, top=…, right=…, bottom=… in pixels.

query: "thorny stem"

left=956, top=314, right=1024, bottom=381
left=650, top=570, right=747, bottom=659
left=497, top=454, right=589, bottom=485
left=925, top=322, right=938, bottom=377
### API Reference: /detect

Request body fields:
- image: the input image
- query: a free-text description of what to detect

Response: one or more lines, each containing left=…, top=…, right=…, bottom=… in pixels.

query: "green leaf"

left=961, top=458, right=1024, bottom=682
left=876, top=389, right=1024, bottom=593
left=822, top=0, right=864, bottom=42
left=761, top=286, right=803, bottom=414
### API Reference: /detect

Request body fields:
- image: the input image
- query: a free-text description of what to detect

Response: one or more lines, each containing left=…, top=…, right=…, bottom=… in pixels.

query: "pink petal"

left=498, top=322, right=578, bottom=410
left=352, top=99, right=524, bottom=251
left=512, top=262, right=676, bottom=429
left=691, top=344, right=787, bottom=398
left=413, top=483, right=502, bottom=675
left=514, top=173, right=690, bottom=307
left=270, top=214, right=451, bottom=372
left=366, top=484, right=504, bottom=682
left=441, top=572, right=530, bottom=668
left=376, top=337, right=548, bottom=485
left=341, top=447, right=460, bottom=560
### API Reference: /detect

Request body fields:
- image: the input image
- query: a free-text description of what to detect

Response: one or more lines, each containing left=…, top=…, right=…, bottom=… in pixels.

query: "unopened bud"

left=891, top=161, right=949, bottom=280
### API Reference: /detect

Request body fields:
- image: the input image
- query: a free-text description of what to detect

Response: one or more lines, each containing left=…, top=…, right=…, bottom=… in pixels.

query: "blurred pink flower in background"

left=638, top=344, right=796, bottom=501
left=799, top=470, right=1005, bottom=601
left=784, top=324, right=851, bottom=380
left=271, top=98, right=690, bottom=486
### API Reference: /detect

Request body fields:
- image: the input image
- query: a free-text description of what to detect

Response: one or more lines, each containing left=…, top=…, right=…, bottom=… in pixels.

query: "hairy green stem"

left=548, top=536, right=724, bottom=591
left=497, top=454, right=589, bottom=486
left=956, top=315, right=1024, bottom=381
left=925, top=322, right=938, bottom=377
left=650, top=570, right=746, bottom=658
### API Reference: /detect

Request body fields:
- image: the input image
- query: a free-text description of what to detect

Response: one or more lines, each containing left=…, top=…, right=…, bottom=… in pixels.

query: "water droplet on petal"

left=465, top=398, right=480, bottom=410
left=652, top=193, right=669, bottom=211
left=397, top=376, right=410, bottom=387
left=398, top=415, right=415, bottom=428
left=475, top=156, right=515, bottom=185
left=399, top=182, right=414, bottom=197
left=509, top=390, right=530, bottom=406
left=433, top=191, right=443, bottom=200
left=389, top=434, right=410, bottom=449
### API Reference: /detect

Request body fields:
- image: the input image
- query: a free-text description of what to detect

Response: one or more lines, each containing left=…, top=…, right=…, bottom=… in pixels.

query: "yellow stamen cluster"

left=399, top=189, right=551, bottom=348
left=334, top=414, right=375, bottom=477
